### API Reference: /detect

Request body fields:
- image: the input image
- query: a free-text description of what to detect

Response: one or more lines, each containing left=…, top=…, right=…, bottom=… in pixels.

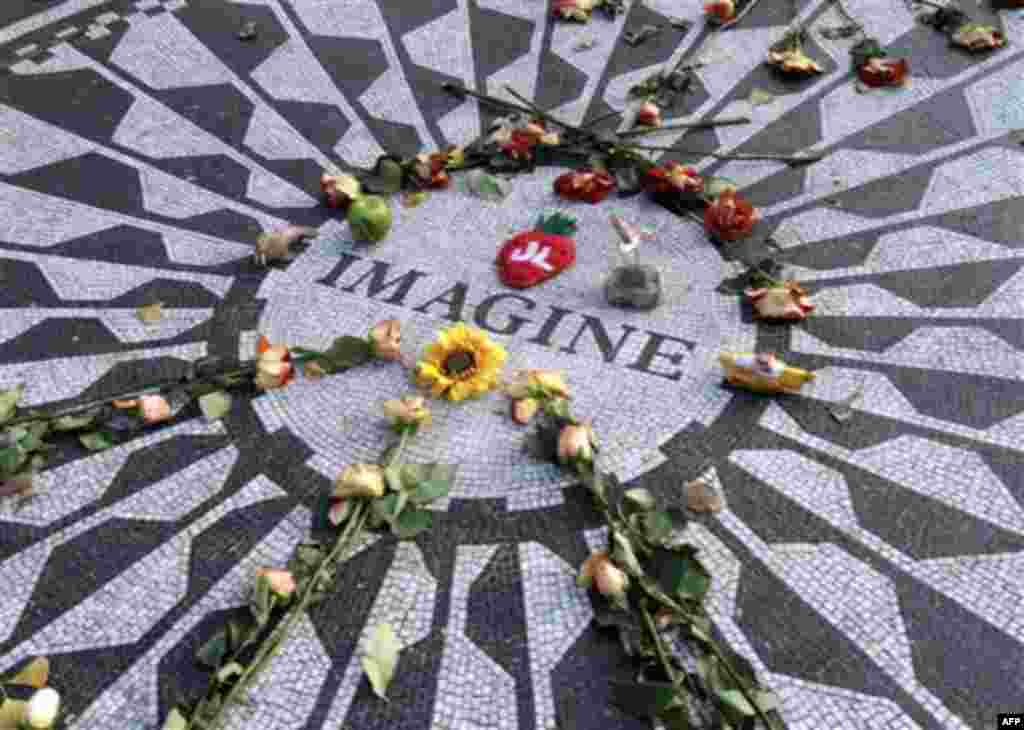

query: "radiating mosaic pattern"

left=1, top=0, right=1023, bottom=728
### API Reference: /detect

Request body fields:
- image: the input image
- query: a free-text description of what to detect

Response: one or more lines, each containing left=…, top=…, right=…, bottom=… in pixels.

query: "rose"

left=745, top=282, right=814, bottom=320
left=704, top=190, right=760, bottom=242
left=952, top=23, right=1005, bottom=51
left=553, top=168, right=616, bottom=204
left=256, top=567, right=297, bottom=601
left=553, top=0, right=597, bottom=21
left=321, top=173, right=361, bottom=210
left=557, top=423, right=594, bottom=465
left=767, top=47, right=823, bottom=75
left=368, top=319, right=402, bottom=361
left=635, top=100, right=662, bottom=127
left=577, top=551, right=629, bottom=598
left=382, top=395, right=432, bottom=432
left=333, top=464, right=386, bottom=499
left=501, top=129, right=538, bottom=160
left=254, top=336, right=294, bottom=391
left=642, top=162, right=704, bottom=195
left=444, top=145, right=466, bottom=169
left=505, top=369, right=571, bottom=400
left=704, top=0, right=735, bottom=23
left=856, top=57, right=909, bottom=87
left=25, top=687, right=61, bottom=729
left=412, top=152, right=451, bottom=189
left=139, top=395, right=172, bottom=424
left=511, top=398, right=540, bottom=424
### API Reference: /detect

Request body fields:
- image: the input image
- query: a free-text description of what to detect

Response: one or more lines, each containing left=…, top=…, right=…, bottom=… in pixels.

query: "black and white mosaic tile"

left=2, top=0, right=1024, bottom=728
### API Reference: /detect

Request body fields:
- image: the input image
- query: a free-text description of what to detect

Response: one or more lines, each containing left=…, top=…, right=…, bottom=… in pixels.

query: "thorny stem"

left=194, top=500, right=370, bottom=730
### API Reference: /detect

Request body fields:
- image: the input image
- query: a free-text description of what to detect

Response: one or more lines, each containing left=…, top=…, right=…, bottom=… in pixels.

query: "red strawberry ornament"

left=497, top=212, right=577, bottom=289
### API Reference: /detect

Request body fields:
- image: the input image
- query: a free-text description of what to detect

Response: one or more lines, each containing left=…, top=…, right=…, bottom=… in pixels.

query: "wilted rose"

left=767, top=47, right=823, bottom=75
left=368, top=319, right=402, bottom=361
left=254, top=336, right=294, bottom=391
left=256, top=567, right=297, bottom=600
left=505, top=369, right=571, bottom=400
left=557, top=423, right=594, bottom=465
left=511, top=398, right=540, bottom=424
left=321, top=173, right=361, bottom=210
left=704, top=0, right=735, bottom=23
left=139, top=395, right=172, bottom=425
left=412, top=152, right=451, bottom=189
left=704, top=190, right=760, bottom=242
left=382, top=395, right=432, bottom=431
left=26, top=687, right=61, bottom=729
left=334, top=464, right=386, bottom=499
left=636, top=100, right=662, bottom=128
left=642, top=162, right=704, bottom=195
left=857, top=56, right=909, bottom=87
left=952, top=23, right=1005, bottom=52
left=553, top=168, right=616, bottom=204
left=501, top=129, right=538, bottom=160
left=553, top=0, right=597, bottom=21
left=577, top=551, right=629, bottom=598
left=745, top=282, right=814, bottom=320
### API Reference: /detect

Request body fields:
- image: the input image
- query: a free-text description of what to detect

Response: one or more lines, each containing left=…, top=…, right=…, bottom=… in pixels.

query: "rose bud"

left=382, top=395, right=432, bottom=432
left=553, top=168, right=616, bottom=204
left=26, top=687, right=61, bottom=729
left=368, top=319, right=402, bottom=361
left=635, top=100, right=662, bottom=128
left=334, top=463, right=387, bottom=499
left=553, top=0, right=597, bottom=21
left=321, top=173, right=361, bottom=210
left=745, top=282, right=814, bottom=320
left=139, top=395, right=172, bottom=425
left=512, top=398, right=540, bottom=424
left=557, top=423, right=594, bottom=465
left=857, top=56, right=909, bottom=87
left=704, top=0, right=736, bottom=24
left=505, top=369, right=571, bottom=400
left=704, top=190, right=760, bottom=242
left=256, top=567, right=297, bottom=601
left=254, top=336, right=294, bottom=391
left=577, top=551, right=629, bottom=598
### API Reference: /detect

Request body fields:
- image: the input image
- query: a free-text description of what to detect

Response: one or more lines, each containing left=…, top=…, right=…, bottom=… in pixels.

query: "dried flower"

left=577, top=551, right=629, bottom=598
left=444, top=145, right=466, bottom=169
left=642, top=162, right=704, bottom=195
left=382, top=395, right=432, bottom=431
left=505, top=369, right=571, bottom=400
left=557, top=423, right=594, bottom=465
left=857, top=56, right=909, bottom=87
left=368, top=319, right=402, bottom=361
left=553, top=0, right=598, bottom=22
left=635, top=100, right=662, bottom=127
left=321, top=173, right=361, bottom=210
left=501, top=129, right=539, bottom=160
left=704, top=190, right=760, bottom=242
left=767, top=47, right=823, bottom=75
left=745, top=282, right=814, bottom=320
left=704, top=0, right=735, bottom=24
left=511, top=398, right=540, bottom=424
left=139, top=395, right=172, bottom=425
left=334, top=464, right=386, bottom=499
left=256, top=567, right=297, bottom=600
left=26, top=687, right=61, bottom=729
left=255, top=336, right=294, bottom=391
left=553, top=168, right=616, bottom=204
left=951, top=23, right=1005, bottom=52
left=412, top=152, right=451, bottom=189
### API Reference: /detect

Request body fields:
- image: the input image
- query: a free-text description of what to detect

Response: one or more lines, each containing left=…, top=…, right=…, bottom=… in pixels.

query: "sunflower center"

left=443, top=350, right=477, bottom=378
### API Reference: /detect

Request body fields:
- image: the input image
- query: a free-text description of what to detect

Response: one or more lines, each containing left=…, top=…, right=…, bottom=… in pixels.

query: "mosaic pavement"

left=1, top=0, right=1024, bottom=728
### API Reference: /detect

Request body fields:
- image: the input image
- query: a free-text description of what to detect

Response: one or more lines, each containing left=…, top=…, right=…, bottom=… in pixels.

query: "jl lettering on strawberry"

left=496, top=212, right=578, bottom=289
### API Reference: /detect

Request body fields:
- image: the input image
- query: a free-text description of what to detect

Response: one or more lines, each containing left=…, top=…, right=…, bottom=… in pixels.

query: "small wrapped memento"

left=719, top=352, right=815, bottom=394
left=605, top=214, right=661, bottom=310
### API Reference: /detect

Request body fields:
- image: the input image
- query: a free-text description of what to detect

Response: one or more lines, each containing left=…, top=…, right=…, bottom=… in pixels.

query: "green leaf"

left=648, top=547, right=711, bottom=602
left=393, top=508, right=432, bottom=539
left=622, top=488, right=656, bottom=512
left=79, top=431, right=114, bottom=451
left=0, top=446, right=26, bottom=475
left=703, top=177, right=737, bottom=200
left=361, top=623, right=401, bottom=699
left=323, top=336, right=373, bottom=371
left=716, top=689, right=756, bottom=717
left=53, top=413, right=95, bottom=431
left=377, top=159, right=404, bottom=193
left=372, top=492, right=403, bottom=525
left=252, top=573, right=272, bottom=626
left=196, top=629, right=228, bottom=669
left=216, top=661, right=244, bottom=684
left=384, top=465, right=404, bottom=492
left=410, top=479, right=450, bottom=505
left=295, top=544, right=324, bottom=569
left=162, top=708, right=188, bottom=730
left=641, top=510, right=674, bottom=543
left=199, top=391, right=232, bottom=421
left=227, top=619, right=250, bottom=653
left=0, top=385, right=24, bottom=425
left=612, top=530, right=643, bottom=576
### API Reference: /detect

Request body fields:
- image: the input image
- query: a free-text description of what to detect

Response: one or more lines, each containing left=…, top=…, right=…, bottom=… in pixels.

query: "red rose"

left=704, top=0, right=735, bottom=23
left=636, top=101, right=662, bottom=127
left=857, top=57, right=909, bottom=87
left=413, top=153, right=450, bottom=189
left=704, top=191, right=760, bottom=242
left=553, top=0, right=595, bottom=21
left=553, top=168, right=616, bottom=204
left=501, top=129, right=538, bottom=161
left=641, top=163, right=704, bottom=195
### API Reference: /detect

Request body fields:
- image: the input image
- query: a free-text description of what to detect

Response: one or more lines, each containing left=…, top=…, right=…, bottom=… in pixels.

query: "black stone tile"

left=534, top=48, right=588, bottom=115
left=179, top=208, right=263, bottom=244
left=0, top=256, right=60, bottom=306
left=158, top=84, right=255, bottom=150
left=830, top=260, right=1023, bottom=309
left=273, top=99, right=351, bottom=157
left=936, top=197, right=1024, bottom=249
left=307, top=35, right=389, bottom=100
left=821, top=164, right=934, bottom=218
left=7, top=153, right=144, bottom=215
left=159, top=154, right=251, bottom=202
left=49, top=224, right=174, bottom=268
left=846, top=87, right=977, bottom=154
left=174, top=1, right=289, bottom=78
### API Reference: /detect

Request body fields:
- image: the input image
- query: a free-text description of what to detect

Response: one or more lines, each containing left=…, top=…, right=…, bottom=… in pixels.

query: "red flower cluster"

left=704, top=0, right=735, bottom=23
left=498, top=121, right=559, bottom=161
left=641, top=162, right=705, bottom=195
left=553, top=168, right=616, bottom=204
left=412, top=152, right=451, bottom=189
left=857, top=57, right=909, bottom=87
left=704, top=191, right=760, bottom=242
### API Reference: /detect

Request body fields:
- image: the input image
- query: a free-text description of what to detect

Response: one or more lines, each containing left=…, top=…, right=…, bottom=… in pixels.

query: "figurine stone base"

left=605, top=264, right=662, bottom=310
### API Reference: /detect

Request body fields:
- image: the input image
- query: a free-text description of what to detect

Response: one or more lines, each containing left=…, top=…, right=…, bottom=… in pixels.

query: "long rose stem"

left=617, top=116, right=751, bottom=137
left=620, top=142, right=826, bottom=163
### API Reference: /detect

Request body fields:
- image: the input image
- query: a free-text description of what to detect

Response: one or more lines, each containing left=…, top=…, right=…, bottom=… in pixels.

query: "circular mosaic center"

left=252, top=168, right=757, bottom=503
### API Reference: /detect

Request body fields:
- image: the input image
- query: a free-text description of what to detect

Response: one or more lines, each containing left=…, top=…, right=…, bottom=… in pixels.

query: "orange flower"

left=255, top=335, right=294, bottom=391
left=704, top=190, right=760, bottom=242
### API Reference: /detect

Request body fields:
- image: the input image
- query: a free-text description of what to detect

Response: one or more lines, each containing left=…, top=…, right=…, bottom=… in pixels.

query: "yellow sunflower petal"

left=448, top=381, right=473, bottom=402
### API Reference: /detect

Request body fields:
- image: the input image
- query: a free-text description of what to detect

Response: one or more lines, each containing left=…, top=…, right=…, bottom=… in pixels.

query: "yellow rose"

left=382, top=395, right=432, bottom=431
left=557, top=423, right=594, bottom=465
left=333, top=464, right=386, bottom=499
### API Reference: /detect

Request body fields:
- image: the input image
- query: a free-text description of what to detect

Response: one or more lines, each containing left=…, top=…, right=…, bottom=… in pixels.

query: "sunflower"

left=415, top=323, right=508, bottom=401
